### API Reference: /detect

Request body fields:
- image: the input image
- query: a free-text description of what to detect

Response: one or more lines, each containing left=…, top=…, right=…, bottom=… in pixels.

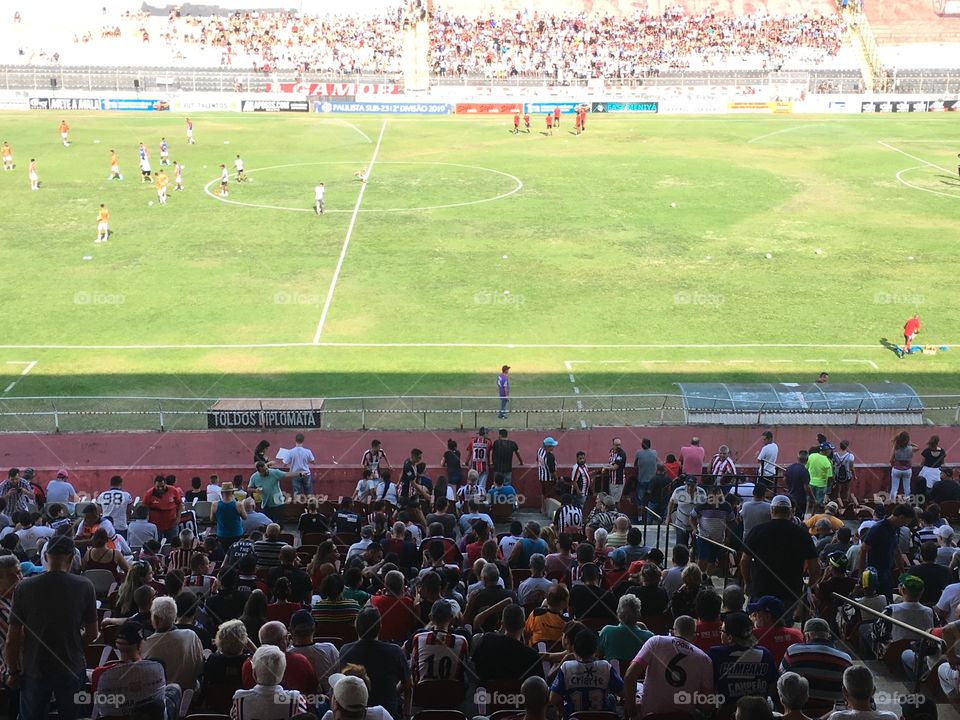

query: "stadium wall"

left=5, top=425, right=957, bottom=505
left=1, top=89, right=957, bottom=115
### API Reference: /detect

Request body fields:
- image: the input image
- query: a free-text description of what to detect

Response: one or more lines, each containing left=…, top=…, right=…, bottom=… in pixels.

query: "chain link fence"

left=0, top=394, right=957, bottom=432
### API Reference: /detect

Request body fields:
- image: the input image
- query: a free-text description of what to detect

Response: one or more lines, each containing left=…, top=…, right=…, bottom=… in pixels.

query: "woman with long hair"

left=240, top=589, right=269, bottom=645
left=307, top=540, right=340, bottom=592
left=919, top=434, right=947, bottom=492
left=891, top=431, right=919, bottom=498
left=82, top=527, right=129, bottom=579
left=253, top=440, right=273, bottom=467
left=114, top=561, right=154, bottom=616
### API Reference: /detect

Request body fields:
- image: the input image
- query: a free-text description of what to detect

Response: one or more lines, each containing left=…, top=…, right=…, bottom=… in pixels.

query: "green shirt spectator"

left=807, top=452, right=833, bottom=489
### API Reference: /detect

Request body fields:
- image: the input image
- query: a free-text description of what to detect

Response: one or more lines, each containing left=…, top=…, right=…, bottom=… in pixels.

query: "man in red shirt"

left=749, top=595, right=803, bottom=665
left=553, top=106, right=561, bottom=127
left=142, top=476, right=184, bottom=543
left=523, top=112, right=530, bottom=132
left=370, top=570, right=416, bottom=643
left=545, top=113, right=553, bottom=135
left=902, top=314, right=921, bottom=356
left=512, top=112, right=520, bottom=135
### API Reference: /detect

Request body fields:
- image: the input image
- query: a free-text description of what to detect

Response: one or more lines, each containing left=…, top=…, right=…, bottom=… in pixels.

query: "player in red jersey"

left=901, top=314, right=921, bottom=357
left=553, top=106, right=561, bottom=128
left=513, top=112, right=520, bottom=135
left=466, top=427, right=494, bottom=491
left=523, top=112, right=530, bottom=132
left=580, top=106, right=587, bottom=132
left=574, top=111, right=582, bottom=135
left=545, top=113, right=553, bottom=135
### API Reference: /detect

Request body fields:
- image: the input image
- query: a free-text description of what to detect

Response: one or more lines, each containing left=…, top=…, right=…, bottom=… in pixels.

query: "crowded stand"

left=0, top=429, right=959, bottom=719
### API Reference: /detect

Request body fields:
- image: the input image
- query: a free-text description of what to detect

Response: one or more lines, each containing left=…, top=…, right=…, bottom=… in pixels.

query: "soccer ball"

left=148, top=201, right=154, bottom=206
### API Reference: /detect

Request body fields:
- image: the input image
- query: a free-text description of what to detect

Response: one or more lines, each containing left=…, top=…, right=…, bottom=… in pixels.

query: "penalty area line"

left=312, top=120, right=387, bottom=345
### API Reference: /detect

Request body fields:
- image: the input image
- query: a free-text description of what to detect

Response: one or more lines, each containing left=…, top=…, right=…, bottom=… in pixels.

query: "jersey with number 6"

left=410, top=630, right=468, bottom=683
left=629, top=635, right=713, bottom=716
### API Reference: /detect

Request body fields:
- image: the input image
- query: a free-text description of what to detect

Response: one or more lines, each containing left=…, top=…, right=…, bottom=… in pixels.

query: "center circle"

left=203, top=161, right=523, bottom=213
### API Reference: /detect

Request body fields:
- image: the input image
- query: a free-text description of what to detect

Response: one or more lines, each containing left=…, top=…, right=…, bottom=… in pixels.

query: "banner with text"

left=207, top=409, right=322, bottom=429
left=591, top=101, right=658, bottom=113
left=30, top=97, right=100, bottom=110
left=266, top=82, right=402, bottom=96
left=100, top=98, right=170, bottom=111
left=172, top=97, right=241, bottom=112
left=0, top=99, right=30, bottom=110
left=455, top=102, right=521, bottom=114
left=525, top=102, right=583, bottom=114
left=727, top=101, right=793, bottom=113
left=314, top=101, right=451, bottom=114
left=241, top=99, right=309, bottom=112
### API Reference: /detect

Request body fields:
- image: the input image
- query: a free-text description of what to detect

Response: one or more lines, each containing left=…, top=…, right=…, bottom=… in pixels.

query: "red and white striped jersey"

left=410, top=629, right=468, bottom=683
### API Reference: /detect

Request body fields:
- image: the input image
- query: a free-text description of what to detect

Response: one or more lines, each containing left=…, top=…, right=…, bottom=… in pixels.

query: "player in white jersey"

left=218, top=164, right=229, bottom=196
left=314, top=183, right=325, bottom=215
left=96, top=477, right=133, bottom=535
left=28, top=158, right=39, bottom=190
left=234, top=154, right=246, bottom=183
left=173, top=161, right=183, bottom=190
left=186, top=118, right=195, bottom=144
left=139, top=155, right=152, bottom=183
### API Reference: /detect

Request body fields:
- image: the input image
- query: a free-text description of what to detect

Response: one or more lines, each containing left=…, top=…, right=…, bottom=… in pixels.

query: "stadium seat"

left=510, top=569, right=532, bottom=585
left=84, top=643, right=114, bottom=669
left=570, top=712, right=618, bottom=720
left=301, top=533, right=328, bottom=547
left=278, top=532, right=296, bottom=546
left=413, top=680, right=465, bottom=709
left=882, top=639, right=915, bottom=675
left=478, top=679, right=523, bottom=712
left=413, top=712, right=467, bottom=720
left=83, top=569, right=118, bottom=599
left=640, top=615, right=670, bottom=636
left=314, top=621, right=357, bottom=644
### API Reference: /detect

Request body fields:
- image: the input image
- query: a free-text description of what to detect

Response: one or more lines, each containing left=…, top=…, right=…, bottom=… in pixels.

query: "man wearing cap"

left=666, top=476, right=706, bottom=548
left=586, top=495, right=619, bottom=541
left=740, top=495, right=820, bottom=625
left=143, top=475, right=185, bottom=543
left=537, top=436, right=558, bottom=484
left=498, top=365, right=510, bottom=418
left=779, top=617, right=853, bottom=714
left=747, top=595, right=803, bottom=665
left=328, top=672, right=394, bottom=720
left=5, top=534, right=98, bottom=720
left=708, top=611, right=778, bottom=709
left=885, top=574, right=935, bottom=678
left=92, top=620, right=180, bottom=719
left=805, top=501, right=844, bottom=536
left=45, top=470, right=78, bottom=515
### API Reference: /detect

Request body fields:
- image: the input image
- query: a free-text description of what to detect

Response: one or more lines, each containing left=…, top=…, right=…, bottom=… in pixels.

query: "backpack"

left=835, top=454, right=850, bottom=483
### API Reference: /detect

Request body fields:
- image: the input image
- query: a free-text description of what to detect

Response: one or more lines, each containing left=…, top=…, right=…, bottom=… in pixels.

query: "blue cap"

left=543, top=437, right=558, bottom=447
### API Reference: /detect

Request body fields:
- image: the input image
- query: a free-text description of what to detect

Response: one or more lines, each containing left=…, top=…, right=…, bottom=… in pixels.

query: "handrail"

left=832, top=593, right=944, bottom=645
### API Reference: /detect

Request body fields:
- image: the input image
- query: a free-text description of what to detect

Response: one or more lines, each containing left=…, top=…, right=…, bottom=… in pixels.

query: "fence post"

left=559, top=397, right=565, bottom=430
left=459, top=399, right=464, bottom=431
left=361, top=399, right=366, bottom=430
left=52, top=402, right=60, bottom=433
left=158, top=401, right=165, bottom=432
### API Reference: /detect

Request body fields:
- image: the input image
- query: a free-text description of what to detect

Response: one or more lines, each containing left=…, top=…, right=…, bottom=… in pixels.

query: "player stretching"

left=109, top=149, right=123, bottom=180
left=512, top=112, right=520, bottom=135
left=523, top=112, right=530, bottom=133
left=173, top=161, right=183, bottom=191
left=315, top=182, right=325, bottom=215
left=234, top=154, right=246, bottom=183
left=1, top=141, right=14, bottom=170
left=159, top=137, right=170, bottom=166
left=218, top=164, right=229, bottom=196
left=59, top=120, right=70, bottom=146
left=28, top=158, right=38, bottom=190
left=545, top=113, right=553, bottom=135
left=186, top=118, right=196, bottom=145
left=354, top=167, right=368, bottom=183
left=155, top=169, right=169, bottom=205
left=96, top=204, right=110, bottom=243
left=901, top=314, right=921, bottom=358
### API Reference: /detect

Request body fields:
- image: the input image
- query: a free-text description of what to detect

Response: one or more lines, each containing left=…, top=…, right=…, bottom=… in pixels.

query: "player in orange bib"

left=96, top=204, right=110, bottom=243
left=1, top=141, right=13, bottom=170
left=59, top=120, right=70, bottom=147
left=28, top=158, right=39, bottom=190
left=109, top=149, right=123, bottom=180
left=154, top=169, right=169, bottom=205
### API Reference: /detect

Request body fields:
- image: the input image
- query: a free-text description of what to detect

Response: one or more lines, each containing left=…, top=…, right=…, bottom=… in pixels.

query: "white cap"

left=329, top=674, right=368, bottom=713
left=857, top=521, right=875, bottom=536
left=936, top=525, right=955, bottom=540
left=770, top=495, right=792, bottom=509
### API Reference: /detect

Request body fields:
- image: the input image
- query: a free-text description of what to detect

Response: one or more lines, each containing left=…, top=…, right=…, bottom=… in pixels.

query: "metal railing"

left=0, top=393, right=958, bottom=433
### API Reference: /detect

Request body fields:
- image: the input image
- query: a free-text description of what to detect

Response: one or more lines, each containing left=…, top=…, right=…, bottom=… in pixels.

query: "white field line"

left=312, top=120, right=387, bottom=345
left=4, top=360, right=38, bottom=394
left=563, top=361, right=588, bottom=428
left=878, top=140, right=954, bottom=174
left=746, top=123, right=832, bottom=144
left=895, top=166, right=960, bottom=201
left=842, top=359, right=880, bottom=370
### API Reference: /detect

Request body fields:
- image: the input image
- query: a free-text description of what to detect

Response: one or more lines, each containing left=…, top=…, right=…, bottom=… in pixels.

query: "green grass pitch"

left=0, top=110, right=958, bottom=415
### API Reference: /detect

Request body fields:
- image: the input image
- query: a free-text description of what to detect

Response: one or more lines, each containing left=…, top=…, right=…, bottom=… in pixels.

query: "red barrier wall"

left=3, top=425, right=956, bottom=504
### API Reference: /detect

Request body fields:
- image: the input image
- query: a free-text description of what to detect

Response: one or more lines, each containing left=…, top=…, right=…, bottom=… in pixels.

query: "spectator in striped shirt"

left=553, top=494, right=583, bottom=535
left=710, top=445, right=737, bottom=484
left=538, top=437, right=559, bottom=486
left=690, top=487, right=733, bottom=575
left=586, top=495, right=619, bottom=542
left=779, top=617, right=853, bottom=714
left=570, top=452, right=591, bottom=508
left=166, top=528, right=200, bottom=572
left=361, top=439, right=390, bottom=479
left=467, top=427, right=494, bottom=491
left=455, top=470, right=484, bottom=510
left=253, top=524, right=287, bottom=570
left=183, top=552, right=217, bottom=595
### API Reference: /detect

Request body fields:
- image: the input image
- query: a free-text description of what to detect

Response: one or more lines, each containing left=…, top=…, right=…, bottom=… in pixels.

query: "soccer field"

left=0, top=110, right=958, bottom=419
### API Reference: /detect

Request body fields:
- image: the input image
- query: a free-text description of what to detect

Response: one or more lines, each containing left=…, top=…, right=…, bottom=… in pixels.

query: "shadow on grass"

left=880, top=337, right=904, bottom=358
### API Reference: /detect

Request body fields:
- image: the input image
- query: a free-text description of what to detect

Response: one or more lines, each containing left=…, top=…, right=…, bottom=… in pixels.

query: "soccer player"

left=1, top=141, right=13, bottom=170
left=59, top=120, right=70, bottom=146
left=523, top=112, right=530, bottom=133
left=96, top=204, right=110, bottom=243
left=902, top=314, right=921, bottom=357
left=234, top=154, right=246, bottom=183
left=28, top=158, right=38, bottom=190
left=173, top=161, right=183, bottom=191
left=574, top=111, right=582, bottom=135
left=354, top=167, right=368, bottom=183
left=957, top=153, right=959, bottom=180
left=155, top=169, right=169, bottom=205
left=553, top=106, right=561, bottom=128
left=138, top=142, right=147, bottom=162
left=580, top=106, right=587, bottom=132
left=186, top=118, right=195, bottom=144
left=218, top=164, right=229, bottom=196
left=512, top=112, right=520, bottom=135
left=109, top=149, right=122, bottom=180
left=314, top=182, right=325, bottom=215
left=545, top=113, right=553, bottom=135
left=159, top=137, right=169, bottom=165
left=139, top=153, right=152, bottom=183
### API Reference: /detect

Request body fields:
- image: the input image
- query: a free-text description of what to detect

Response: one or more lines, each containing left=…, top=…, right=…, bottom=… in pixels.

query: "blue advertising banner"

left=525, top=102, right=583, bottom=114
left=314, top=101, right=451, bottom=114
left=100, top=98, right=170, bottom=111
left=591, top=101, right=658, bottom=113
